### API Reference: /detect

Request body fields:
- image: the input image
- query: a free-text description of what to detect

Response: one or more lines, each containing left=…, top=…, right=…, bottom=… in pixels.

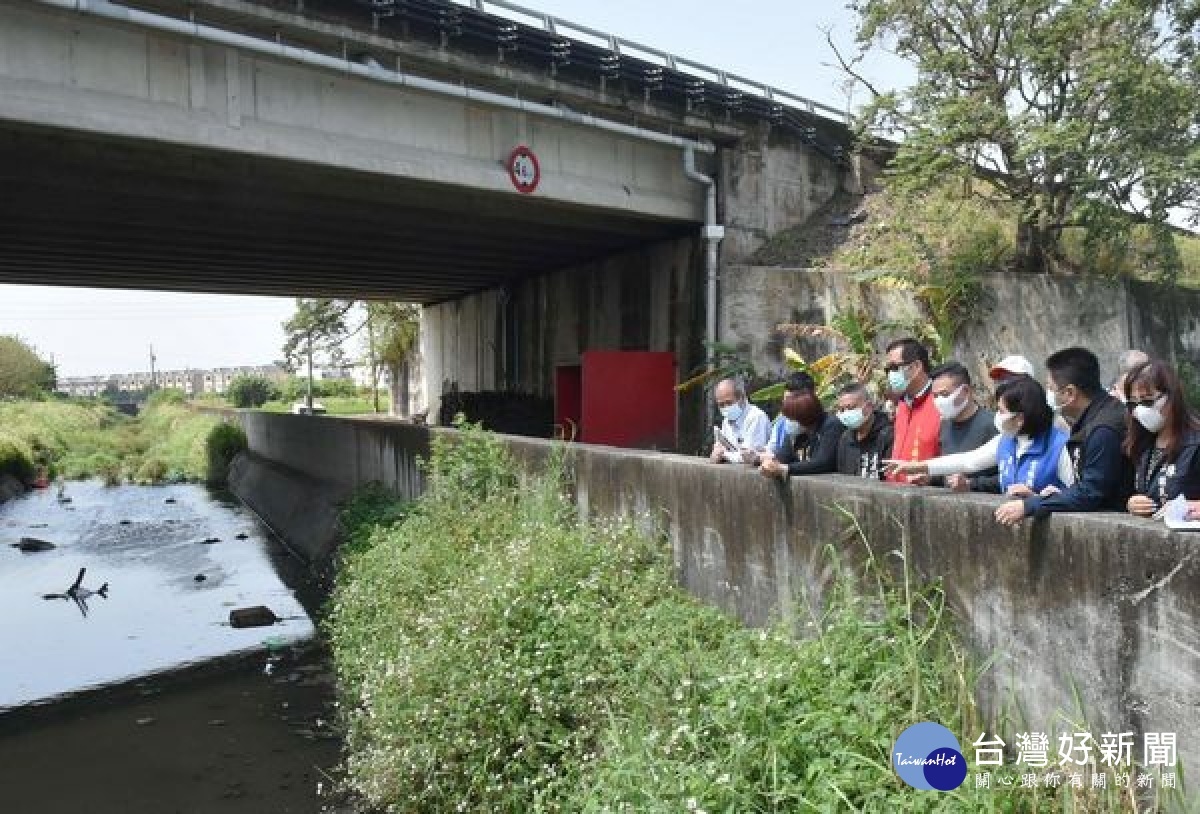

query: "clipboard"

left=714, top=425, right=738, bottom=452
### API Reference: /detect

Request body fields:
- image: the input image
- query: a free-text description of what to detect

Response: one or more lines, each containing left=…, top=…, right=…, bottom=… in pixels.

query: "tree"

left=365, top=302, right=421, bottom=417
left=226, top=375, right=277, bottom=408
left=843, top=0, right=1200, bottom=273
left=282, top=299, right=353, bottom=410
left=0, top=335, right=55, bottom=399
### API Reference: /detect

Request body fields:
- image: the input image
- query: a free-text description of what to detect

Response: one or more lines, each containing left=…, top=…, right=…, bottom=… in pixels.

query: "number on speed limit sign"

left=506, top=145, right=541, bottom=194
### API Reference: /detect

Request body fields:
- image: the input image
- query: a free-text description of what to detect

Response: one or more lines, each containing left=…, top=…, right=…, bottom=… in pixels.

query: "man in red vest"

left=884, top=338, right=941, bottom=484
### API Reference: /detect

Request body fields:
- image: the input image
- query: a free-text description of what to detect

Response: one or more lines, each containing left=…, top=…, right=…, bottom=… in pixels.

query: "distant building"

left=58, top=364, right=287, bottom=398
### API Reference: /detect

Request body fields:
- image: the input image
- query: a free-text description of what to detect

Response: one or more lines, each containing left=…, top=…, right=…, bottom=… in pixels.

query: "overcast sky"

left=0, top=0, right=909, bottom=378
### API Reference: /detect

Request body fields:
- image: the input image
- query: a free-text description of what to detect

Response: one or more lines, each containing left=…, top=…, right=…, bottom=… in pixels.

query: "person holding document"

left=1119, top=359, right=1200, bottom=517
left=709, top=377, right=770, bottom=465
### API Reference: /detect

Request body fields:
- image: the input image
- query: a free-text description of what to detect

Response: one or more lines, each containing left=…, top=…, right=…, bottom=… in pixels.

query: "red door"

left=580, top=351, right=676, bottom=450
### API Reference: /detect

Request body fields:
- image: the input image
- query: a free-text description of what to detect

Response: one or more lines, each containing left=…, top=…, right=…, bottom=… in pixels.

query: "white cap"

left=988, top=355, right=1035, bottom=380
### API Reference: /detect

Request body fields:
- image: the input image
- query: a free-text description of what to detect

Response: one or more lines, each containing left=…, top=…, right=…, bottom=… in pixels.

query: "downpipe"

left=683, top=146, right=725, bottom=432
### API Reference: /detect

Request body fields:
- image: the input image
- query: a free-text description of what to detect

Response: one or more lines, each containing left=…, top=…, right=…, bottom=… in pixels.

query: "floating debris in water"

left=200, top=537, right=221, bottom=545
left=234, top=532, right=249, bottom=540
left=194, top=574, right=207, bottom=583
left=42, top=567, right=109, bottom=617
left=164, top=498, right=177, bottom=505
left=119, top=519, right=132, bottom=526
left=12, top=537, right=55, bottom=553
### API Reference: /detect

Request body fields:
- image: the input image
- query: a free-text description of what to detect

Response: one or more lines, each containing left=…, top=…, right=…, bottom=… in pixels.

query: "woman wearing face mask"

left=760, top=372, right=842, bottom=479
left=885, top=376, right=1075, bottom=498
left=1121, top=360, right=1200, bottom=517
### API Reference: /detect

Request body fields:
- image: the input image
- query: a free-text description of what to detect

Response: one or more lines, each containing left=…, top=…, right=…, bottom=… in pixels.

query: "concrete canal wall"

left=227, top=410, right=1200, bottom=777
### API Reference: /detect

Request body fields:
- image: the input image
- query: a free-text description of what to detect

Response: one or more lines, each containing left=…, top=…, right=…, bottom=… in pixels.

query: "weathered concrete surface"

left=232, top=411, right=1200, bottom=779
left=721, top=266, right=1200, bottom=388
left=719, top=125, right=859, bottom=264
left=0, top=3, right=702, bottom=223
left=226, top=450, right=345, bottom=563
left=421, top=235, right=707, bottom=451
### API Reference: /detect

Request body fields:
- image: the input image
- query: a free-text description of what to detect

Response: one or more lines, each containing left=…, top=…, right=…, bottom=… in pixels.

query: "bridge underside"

left=0, top=124, right=691, bottom=304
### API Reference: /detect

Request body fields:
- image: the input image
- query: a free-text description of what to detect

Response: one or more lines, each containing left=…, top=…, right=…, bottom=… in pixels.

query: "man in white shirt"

left=709, top=377, right=770, bottom=464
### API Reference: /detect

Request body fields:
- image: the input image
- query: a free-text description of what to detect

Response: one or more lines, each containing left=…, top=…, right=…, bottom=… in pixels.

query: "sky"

left=0, top=0, right=910, bottom=379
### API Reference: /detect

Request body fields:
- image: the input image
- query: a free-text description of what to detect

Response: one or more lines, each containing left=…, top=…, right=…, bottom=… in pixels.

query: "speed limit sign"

left=506, top=145, right=541, bottom=194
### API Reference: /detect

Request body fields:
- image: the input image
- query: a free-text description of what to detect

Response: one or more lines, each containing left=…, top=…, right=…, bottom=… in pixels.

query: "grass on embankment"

left=0, top=398, right=223, bottom=484
left=326, top=422, right=1181, bottom=813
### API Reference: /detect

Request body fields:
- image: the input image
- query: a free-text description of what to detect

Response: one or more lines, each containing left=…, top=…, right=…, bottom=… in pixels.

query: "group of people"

left=708, top=341, right=1200, bottom=526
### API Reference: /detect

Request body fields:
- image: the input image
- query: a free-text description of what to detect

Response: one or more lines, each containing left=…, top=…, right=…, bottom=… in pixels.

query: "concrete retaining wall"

left=723, top=266, right=1200, bottom=388
left=231, top=411, right=1200, bottom=777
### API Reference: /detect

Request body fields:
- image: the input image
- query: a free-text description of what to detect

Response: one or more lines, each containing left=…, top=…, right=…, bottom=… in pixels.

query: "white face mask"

left=933, top=384, right=968, bottom=420
left=784, top=419, right=801, bottom=435
left=1133, top=395, right=1168, bottom=433
left=994, top=410, right=1021, bottom=438
left=838, top=407, right=867, bottom=430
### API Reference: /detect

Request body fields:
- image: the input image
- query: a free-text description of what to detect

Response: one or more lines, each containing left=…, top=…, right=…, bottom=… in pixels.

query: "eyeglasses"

left=1125, top=393, right=1167, bottom=411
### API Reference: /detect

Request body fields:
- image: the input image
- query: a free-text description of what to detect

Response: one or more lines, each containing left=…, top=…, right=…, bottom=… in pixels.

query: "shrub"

left=146, top=387, right=186, bottom=407
left=205, top=421, right=248, bottom=485
left=134, top=456, right=169, bottom=484
left=226, top=375, right=278, bottom=408
left=0, top=433, right=35, bottom=484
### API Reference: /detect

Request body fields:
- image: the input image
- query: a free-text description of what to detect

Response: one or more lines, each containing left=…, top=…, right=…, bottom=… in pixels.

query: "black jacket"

left=1025, top=392, right=1131, bottom=515
left=836, top=410, right=895, bottom=479
left=1134, top=431, right=1200, bottom=507
left=778, top=412, right=842, bottom=476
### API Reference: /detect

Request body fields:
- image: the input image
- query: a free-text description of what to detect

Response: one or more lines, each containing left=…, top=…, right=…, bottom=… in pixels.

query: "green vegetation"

left=205, top=422, right=247, bottom=486
left=0, top=335, right=56, bottom=399
left=0, top=400, right=223, bottom=485
left=327, top=423, right=1180, bottom=812
left=846, top=0, right=1200, bottom=275
left=758, top=183, right=1200, bottom=285
left=226, top=375, right=279, bottom=408
left=0, top=434, right=36, bottom=484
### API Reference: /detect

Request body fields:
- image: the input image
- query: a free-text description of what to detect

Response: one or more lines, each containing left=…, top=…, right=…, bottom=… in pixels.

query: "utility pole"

left=149, top=344, right=157, bottom=392
left=306, top=331, right=314, bottom=411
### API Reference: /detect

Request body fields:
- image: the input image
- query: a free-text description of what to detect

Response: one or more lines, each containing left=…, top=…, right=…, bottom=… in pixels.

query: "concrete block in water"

left=229, top=606, right=278, bottom=629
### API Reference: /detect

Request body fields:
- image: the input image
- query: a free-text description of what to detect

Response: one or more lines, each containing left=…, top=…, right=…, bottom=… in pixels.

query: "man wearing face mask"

left=929, top=362, right=1000, bottom=493
left=834, top=382, right=894, bottom=479
left=709, top=377, right=771, bottom=464
left=993, top=347, right=1132, bottom=525
left=886, top=376, right=1075, bottom=500
left=883, top=338, right=941, bottom=484
left=759, top=372, right=842, bottom=478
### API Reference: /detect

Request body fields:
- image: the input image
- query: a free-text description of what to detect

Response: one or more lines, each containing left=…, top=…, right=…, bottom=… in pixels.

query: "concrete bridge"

left=0, top=0, right=860, bottom=441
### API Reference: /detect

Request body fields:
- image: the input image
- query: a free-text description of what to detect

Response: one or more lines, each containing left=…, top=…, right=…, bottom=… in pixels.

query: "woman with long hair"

left=1121, top=360, right=1200, bottom=517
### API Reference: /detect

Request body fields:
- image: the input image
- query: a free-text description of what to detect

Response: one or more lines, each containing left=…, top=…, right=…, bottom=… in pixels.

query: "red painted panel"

left=580, top=351, right=676, bottom=450
left=554, top=365, right=582, bottom=441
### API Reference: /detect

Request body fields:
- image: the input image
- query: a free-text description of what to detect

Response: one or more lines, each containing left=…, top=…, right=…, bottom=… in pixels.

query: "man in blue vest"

left=994, top=347, right=1131, bottom=525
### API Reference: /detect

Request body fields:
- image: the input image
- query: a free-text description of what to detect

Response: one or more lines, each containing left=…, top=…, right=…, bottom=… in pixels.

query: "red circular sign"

left=507, top=145, right=541, bottom=194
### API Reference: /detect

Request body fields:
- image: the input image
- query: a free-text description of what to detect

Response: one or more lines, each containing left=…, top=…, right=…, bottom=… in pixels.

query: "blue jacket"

left=998, top=428, right=1070, bottom=494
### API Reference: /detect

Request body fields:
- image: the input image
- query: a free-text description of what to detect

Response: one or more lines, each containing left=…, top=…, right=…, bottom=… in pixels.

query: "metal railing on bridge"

left=334, top=0, right=851, bottom=159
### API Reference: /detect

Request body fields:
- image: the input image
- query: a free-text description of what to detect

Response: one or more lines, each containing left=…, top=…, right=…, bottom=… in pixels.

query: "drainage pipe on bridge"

left=37, top=0, right=727, bottom=376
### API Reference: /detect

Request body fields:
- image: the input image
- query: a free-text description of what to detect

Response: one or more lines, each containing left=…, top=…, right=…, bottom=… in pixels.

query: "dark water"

left=0, top=481, right=346, bottom=813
